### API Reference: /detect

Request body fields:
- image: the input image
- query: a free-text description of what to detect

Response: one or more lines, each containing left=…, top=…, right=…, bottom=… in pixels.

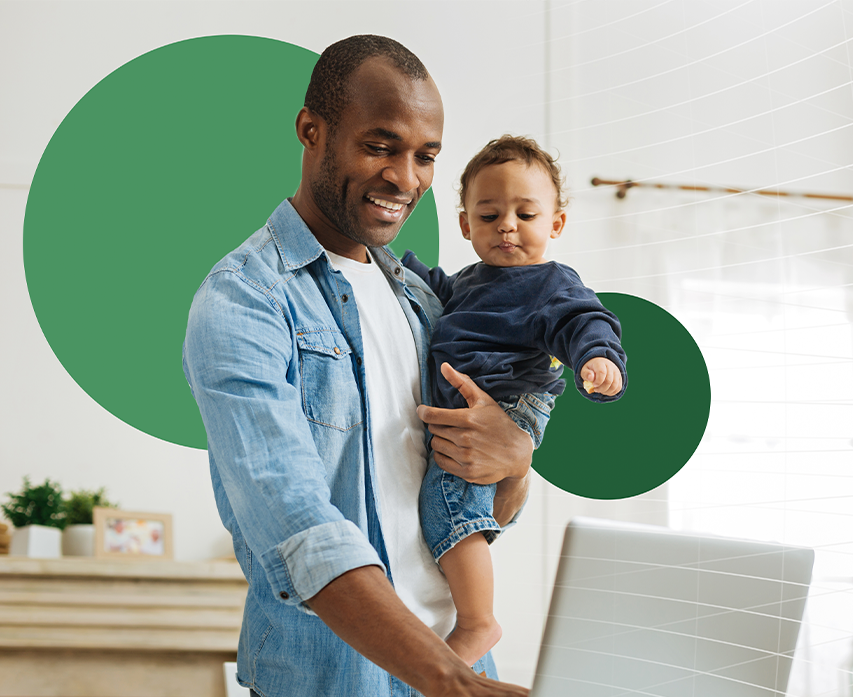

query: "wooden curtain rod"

left=590, top=177, right=853, bottom=202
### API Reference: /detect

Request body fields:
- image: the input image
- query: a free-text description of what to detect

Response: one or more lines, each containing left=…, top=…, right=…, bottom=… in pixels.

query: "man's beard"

left=311, top=146, right=408, bottom=248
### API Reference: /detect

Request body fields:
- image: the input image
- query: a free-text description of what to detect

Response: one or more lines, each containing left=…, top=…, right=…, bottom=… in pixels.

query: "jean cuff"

left=260, top=519, right=385, bottom=615
left=431, top=517, right=503, bottom=561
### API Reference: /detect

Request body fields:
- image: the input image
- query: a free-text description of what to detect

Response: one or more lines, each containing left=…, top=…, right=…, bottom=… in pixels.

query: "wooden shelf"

left=0, top=555, right=246, bottom=580
left=0, top=556, right=248, bottom=696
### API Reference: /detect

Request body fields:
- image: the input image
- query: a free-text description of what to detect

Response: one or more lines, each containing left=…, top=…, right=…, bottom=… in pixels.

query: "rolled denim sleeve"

left=183, top=269, right=383, bottom=610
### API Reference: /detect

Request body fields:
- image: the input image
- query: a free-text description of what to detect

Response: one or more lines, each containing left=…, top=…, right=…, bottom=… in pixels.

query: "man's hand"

left=416, top=363, right=533, bottom=486
left=580, top=357, right=623, bottom=396
left=307, top=566, right=529, bottom=697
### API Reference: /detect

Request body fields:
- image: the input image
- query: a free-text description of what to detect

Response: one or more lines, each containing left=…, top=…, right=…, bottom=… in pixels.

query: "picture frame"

left=93, top=507, right=173, bottom=560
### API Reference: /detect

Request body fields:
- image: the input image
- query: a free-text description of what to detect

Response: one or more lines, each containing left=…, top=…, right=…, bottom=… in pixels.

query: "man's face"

left=308, top=59, right=444, bottom=249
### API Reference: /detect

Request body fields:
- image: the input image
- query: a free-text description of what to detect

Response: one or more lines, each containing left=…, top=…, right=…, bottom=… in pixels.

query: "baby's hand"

left=580, top=357, right=623, bottom=396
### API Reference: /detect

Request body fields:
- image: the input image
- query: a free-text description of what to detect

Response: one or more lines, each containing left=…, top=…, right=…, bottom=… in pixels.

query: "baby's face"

left=460, top=161, right=565, bottom=267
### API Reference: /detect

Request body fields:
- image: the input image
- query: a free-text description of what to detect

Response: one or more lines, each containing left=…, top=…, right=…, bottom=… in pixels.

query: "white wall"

left=0, top=0, right=550, bottom=554
left=0, top=0, right=555, bottom=687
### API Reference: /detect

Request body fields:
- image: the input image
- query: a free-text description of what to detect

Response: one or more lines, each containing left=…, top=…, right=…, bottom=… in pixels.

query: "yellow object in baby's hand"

left=583, top=380, right=594, bottom=394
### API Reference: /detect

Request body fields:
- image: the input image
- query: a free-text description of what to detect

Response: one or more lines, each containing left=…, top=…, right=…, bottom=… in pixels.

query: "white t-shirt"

left=325, top=249, right=456, bottom=639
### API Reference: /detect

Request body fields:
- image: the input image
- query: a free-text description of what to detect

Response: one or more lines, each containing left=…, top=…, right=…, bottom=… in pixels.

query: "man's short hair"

left=304, top=35, right=429, bottom=130
left=459, top=134, right=568, bottom=211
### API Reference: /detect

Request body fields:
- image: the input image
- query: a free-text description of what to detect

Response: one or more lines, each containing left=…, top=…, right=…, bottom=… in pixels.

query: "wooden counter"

left=0, top=556, right=247, bottom=697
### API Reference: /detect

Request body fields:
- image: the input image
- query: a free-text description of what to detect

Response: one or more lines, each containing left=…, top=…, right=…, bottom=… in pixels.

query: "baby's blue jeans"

left=419, top=391, right=556, bottom=561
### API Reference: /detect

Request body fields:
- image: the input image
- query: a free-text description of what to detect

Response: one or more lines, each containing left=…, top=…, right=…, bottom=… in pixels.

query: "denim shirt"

left=182, top=199, right=498, bottom=696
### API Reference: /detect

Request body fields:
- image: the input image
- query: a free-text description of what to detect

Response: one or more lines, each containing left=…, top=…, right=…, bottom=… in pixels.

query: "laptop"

left=530, top=517, right=814, bottom=697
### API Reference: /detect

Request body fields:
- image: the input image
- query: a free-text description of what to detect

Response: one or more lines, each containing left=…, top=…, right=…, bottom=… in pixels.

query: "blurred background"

left=1, top=1, right=851, bottom=693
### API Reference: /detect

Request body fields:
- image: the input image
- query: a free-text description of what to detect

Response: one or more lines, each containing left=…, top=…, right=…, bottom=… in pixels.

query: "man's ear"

left=295, top=107, right=324, bottom=151
left=551, top=210, right=567, bottom=239
left=459, top=211, right=471, bottom=239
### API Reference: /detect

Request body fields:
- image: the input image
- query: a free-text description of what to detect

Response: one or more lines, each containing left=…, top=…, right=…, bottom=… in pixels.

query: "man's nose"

left=382, top=156, right=420, bottom=193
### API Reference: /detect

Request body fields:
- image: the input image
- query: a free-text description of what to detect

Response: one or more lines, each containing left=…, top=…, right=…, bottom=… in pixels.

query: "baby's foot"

left=446, top=614, right=502, bottom=667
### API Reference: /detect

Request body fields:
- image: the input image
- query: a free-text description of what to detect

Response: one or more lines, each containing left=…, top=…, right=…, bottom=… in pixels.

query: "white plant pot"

left=9, top=524, right=63, bottom=558
left=62, top=524, right=95, bottom=556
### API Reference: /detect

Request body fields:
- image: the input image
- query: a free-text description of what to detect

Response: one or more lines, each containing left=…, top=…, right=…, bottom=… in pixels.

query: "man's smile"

left=364, top=192, right=414, bottom=223
left=366, top=194, right=410, bottom=211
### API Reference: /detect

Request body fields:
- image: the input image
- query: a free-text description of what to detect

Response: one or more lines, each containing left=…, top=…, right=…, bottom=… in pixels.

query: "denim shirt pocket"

left=295, top=327, right=363, bottom=432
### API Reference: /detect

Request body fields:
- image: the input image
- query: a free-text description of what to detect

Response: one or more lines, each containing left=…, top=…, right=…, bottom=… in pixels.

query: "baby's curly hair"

left=458, top=134, right=567, bottom=211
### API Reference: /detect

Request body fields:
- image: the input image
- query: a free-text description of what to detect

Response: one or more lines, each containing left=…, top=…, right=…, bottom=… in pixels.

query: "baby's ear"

left=459, top=211, right=471, bottom=239
left=551, top=210, right=567, bottom=239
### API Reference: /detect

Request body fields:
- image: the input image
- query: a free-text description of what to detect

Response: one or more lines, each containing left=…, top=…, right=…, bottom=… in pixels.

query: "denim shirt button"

left=356, top=357, right=362, bottom=366
left=341, top=294, right=349, bottom=303
left=394, top=267, right=401, bottom=275
left=279, top=591, right=289, bottom=600
left=333, top=347, right=341, bottom=355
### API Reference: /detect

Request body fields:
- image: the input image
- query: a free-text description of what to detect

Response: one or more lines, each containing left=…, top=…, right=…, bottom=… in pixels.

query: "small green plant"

left=1, top=477, right=67, bottom=530
left=64, top=487, right=119, bottom=526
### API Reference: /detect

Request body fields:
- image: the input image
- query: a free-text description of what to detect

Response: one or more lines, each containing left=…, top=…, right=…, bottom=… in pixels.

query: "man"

left=183, top=35, right=532, bottom=697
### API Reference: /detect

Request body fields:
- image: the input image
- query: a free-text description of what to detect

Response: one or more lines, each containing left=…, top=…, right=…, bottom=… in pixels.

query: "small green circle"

left=533, top=293, right=711, bottom=499
left=23, top=35, right=440, bottom=449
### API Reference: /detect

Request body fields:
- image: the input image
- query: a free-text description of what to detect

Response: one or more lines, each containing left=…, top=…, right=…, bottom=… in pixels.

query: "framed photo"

left=93, top=507, right=173, bottom=560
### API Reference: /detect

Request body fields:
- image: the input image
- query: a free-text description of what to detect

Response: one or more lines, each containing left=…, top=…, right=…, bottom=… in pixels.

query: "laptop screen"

left=531, top=518, right=814, bottom=697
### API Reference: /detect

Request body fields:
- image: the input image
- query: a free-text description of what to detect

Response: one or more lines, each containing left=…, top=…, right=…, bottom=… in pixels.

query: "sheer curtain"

left=553, top=184, right=853, bottom=696
left=541, top=0, right=853, bottom=690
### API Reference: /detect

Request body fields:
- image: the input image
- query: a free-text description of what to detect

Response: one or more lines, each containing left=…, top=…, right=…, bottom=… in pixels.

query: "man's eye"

left=418, top=154, right=436, bottom=164
left=367, top=145, right=390, bottom=155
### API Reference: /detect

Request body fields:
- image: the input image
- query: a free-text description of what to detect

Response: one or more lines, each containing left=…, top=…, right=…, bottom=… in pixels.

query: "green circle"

left=23, top=35, right=440, bottom=449
left=533, top=293, right=711, bottom=499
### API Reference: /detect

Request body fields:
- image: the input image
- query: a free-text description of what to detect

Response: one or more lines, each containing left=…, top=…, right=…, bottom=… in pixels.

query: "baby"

left=402, top=134, right=628, bottom=666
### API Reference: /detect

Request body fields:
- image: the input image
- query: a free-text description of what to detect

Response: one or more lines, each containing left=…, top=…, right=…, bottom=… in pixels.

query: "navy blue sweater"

left=402, top=252, right=627, bottom=410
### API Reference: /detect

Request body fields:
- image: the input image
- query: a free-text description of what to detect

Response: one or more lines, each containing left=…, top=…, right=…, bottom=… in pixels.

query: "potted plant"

left=2, top=477, right=67, bottom=558
left=62, top=488, right=119, bottom=556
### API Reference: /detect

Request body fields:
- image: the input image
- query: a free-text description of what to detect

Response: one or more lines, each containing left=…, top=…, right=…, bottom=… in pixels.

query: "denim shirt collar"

left=267, top=198, right=406, bottom=280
